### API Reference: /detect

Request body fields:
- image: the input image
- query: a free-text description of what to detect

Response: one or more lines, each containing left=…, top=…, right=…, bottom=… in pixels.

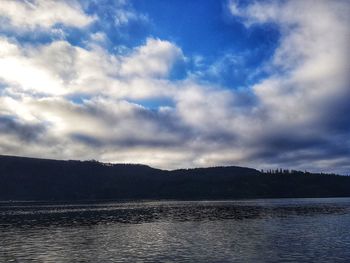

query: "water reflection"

left=1, top=199, right=349, bottom=227
left=1, top=198, right=350, bottom=262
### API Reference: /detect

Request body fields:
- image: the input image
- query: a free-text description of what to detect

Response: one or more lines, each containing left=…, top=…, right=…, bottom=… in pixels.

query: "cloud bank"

left=0, top=0, right=349, bottom=173
left=0, top=0, right=94, bottom=30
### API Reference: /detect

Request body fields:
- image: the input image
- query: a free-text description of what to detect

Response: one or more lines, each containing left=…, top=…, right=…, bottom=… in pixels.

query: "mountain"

left=0, top=155, right=349, bottom=201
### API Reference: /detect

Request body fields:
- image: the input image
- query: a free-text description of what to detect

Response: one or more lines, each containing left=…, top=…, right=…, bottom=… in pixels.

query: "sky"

left=0, top=0, right=349, bottom=173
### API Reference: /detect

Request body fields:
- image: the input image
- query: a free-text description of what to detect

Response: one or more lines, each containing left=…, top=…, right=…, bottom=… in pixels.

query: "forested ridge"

left=1, top=155, right=349, bottom=201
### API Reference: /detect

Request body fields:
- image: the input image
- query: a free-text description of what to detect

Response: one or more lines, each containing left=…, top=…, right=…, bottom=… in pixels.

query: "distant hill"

left=0, top=155, right=349, bottom=201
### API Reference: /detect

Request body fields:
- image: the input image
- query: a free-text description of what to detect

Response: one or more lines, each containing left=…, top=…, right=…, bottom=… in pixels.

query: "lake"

left=1, top=198, right=350, bottom=262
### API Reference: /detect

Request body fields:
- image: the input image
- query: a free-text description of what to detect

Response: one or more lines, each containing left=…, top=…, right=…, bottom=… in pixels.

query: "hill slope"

left=0, top=155, right=349, bottom=201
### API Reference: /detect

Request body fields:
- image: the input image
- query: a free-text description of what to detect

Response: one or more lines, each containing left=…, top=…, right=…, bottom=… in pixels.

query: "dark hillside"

left=0, top=155, right=349, bottom=201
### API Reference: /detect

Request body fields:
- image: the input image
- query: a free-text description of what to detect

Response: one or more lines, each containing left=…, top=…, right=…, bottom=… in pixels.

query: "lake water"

left=1, top=198, right=350, bottom=262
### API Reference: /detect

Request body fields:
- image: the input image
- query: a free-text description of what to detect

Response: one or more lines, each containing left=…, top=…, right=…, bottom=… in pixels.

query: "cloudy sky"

left=0, top=0, right=349, bottom=173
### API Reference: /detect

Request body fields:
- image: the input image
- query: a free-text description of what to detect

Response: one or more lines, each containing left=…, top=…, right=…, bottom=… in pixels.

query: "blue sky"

left=81, top=0, right=280, bottom=89
left=133, top=0, right=279, bottom=84
left=0, top=0, right=349, bottom=173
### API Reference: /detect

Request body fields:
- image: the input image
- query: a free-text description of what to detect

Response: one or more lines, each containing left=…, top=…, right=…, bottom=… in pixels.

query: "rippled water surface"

left=1, top=198, right=350, bottom=262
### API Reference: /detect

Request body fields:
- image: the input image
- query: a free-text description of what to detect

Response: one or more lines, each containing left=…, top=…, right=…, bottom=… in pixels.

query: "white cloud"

left=120, top=38, right=185, bottom=78
left=0, top=38, right=65, bottom=95
left=90, top=32, right=107, bottom=43
left=114, top=8, right=148, bottom=26
left=0, top=0, right=95, bottom=30
left=0, top=37, right=183, bottom=98
left=225, top=0, right=350, bottom=172
left=231, top=0, right=350, bottom=110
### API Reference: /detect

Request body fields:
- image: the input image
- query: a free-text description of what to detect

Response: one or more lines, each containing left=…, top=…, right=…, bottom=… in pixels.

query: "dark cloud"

left=246, top=131, right=350, bottom=173
left=0, top=115, right=46, bottom=141
left=317, top=91, right=350, bottom=135
left=73, top=105, right=192, bottom=148
left=70, top=133, right=103, bottom=147
left=71, top=132, right=185, bottom=149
